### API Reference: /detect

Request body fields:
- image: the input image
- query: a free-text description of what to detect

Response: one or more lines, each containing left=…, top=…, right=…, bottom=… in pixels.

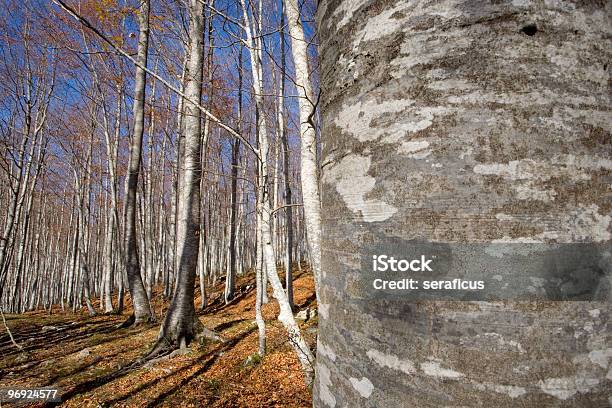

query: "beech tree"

left=241, top=0, right=315, bottom=380
left=0, top=17, right=55, bottom=309
left=152, top=0, right=206, bottom=350
left=314, top=1, right=611, bottom=406
left=2, top=0, right=321, bottom=385
left=284, top=0, right=322, bottom=299
left=123, top=0, right=154, bottom=324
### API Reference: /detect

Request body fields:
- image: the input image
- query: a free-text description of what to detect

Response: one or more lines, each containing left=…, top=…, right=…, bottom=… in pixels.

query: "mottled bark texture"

left=315, top=1, right=610, bottom=407
left=156, top=0, right=205, bottom=348
left=123, top=0, right=153, bottom=323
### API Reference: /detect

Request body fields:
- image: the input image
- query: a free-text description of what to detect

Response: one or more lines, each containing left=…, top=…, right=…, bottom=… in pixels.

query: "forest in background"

left=0, top=0, right=323, bottom=399
left=2, top=0, right=611, bottom=407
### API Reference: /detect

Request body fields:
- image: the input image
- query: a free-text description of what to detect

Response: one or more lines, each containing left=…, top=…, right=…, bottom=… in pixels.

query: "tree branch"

left=52, top=0, right=260, bottom=160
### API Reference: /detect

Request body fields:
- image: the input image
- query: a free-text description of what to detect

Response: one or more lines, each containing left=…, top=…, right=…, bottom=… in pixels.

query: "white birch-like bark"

left=283, top=0, right=321, bottom=297
left=241, top=0, right=314, bottom=383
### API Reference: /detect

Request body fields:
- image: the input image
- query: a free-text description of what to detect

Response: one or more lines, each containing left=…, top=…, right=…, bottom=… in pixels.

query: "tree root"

left=142, top=336, right=173, bottom=361
left=193, top=317, right=227, bottom=344
left=115, top=313, right=157, bottom=329
left=141, top=316, right=226, bottom=362
left=116, top=314, right=135, bottom=329
left=143, top=347, right=191, bottom=369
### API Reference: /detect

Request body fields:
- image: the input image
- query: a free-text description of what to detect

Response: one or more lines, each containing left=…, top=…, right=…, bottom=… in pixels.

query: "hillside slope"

left=0, top=270, right=317, bottom=407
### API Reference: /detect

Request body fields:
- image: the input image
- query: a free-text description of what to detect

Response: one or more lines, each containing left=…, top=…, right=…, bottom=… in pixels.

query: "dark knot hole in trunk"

left=521, top=24, right=538, bottom=36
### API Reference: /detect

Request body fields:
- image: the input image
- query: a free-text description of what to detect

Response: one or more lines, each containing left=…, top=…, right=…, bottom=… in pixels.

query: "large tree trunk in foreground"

left=156, top=0, right=205, bottom=348
left=315, top=1, right=610, bottom=407
left=123, top=0, right=153, bottom=324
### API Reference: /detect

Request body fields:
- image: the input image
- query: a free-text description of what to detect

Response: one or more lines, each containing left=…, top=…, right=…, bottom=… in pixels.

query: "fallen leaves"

left=0, top=267, right=317, bottom=407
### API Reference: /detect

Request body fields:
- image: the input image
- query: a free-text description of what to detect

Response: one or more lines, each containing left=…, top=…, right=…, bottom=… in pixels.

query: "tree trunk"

left=278, top=5, right=294, bottom=308
left=255, top=175, right=266, bottom=357
left=102, top=188, right=115, bottom=313
left=75, top=124, right=96, bottom=317
left=123, top=0, right=153, bottom=324
left=241, top=0, right=315, bottom=383
left=199, top=2, right=216, bottom=310
left=225, top=140, right=240, bottom=304
left=144, top=59, right=160, bottom=310
left=284, top=0, right=322, bottom=298
left=156, top=0, right=205, bottom=349
left=315, top=1, right=611, bottom=407
left=225, top=46, right=242, bottom=304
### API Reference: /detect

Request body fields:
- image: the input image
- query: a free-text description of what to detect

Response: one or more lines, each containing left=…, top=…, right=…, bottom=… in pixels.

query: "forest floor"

left=0, top=268, right=317, bottom=407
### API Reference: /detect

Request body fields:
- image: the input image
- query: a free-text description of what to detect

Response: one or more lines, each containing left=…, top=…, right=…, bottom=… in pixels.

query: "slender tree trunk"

left=144, top=59, right=159, bottom=309
left=75, top=124, right=96, bottom=317
left=198, top=2, right=216, bottom=310
left=254, top=173, right=266, bottom=357
left=123, top=0, right=153, bottom=324
left=277, top=6, right=293, bottom=307
left=284, top=0, right=321, bottom=299
left=225, top=46, right=242, bottom=304
left=225, top=139, right=240, bottom=303
left=102, top=182, right=115, bottom=313
left=241, top=0, right=314, bottom=383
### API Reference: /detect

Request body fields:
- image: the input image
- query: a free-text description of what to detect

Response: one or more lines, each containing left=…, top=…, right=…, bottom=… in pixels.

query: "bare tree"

left=241, top=0, right=315, bottom=382
left=284, top=0, right=321, bottom=298
left=152, top=0, right=209, bottom=351
left=277, top=3, right=294, bottom=307
left=123, top=0, right=153, bottom=324
left=225, top=46, right=242, bottom=305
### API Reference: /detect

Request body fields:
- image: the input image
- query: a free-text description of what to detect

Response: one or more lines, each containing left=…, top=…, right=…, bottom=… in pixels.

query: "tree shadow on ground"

left=142, top=325, right=257, bottom=408
left=0, top=322, right=145, bottom=377
left=1, top=320, right=120, bottom=359
left=49, top=323, right=256, bottom=407
left=40, top=341, right=146, bottom=386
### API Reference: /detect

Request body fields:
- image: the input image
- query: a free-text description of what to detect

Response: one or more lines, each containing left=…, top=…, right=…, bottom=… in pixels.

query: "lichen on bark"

left=315, top=0, right=611, bottom=406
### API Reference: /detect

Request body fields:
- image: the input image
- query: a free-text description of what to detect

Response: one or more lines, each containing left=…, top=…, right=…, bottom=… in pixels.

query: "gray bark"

left=278, top=6, right=294, bottom=307
left=315, top=1, right=611, bottom=407
left=157, top=0, right=205, bottom=347
left=144, top=59, right=160, bottom=309
left=255, top=174, right=266, bottom=357
left=123, top=0, right=153, bottom=323
left=225, top=123, right=240, bottom=303
left=102, top=178, right=115, bottom=313
left=199, top=2, right=215, bottom=309
left=74, top=122, right=96, bottom=317
left=225, top=44, right=242, bottom=305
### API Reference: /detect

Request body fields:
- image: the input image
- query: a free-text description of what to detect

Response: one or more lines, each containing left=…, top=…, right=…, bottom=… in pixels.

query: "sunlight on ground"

left=0, top=269, right=317, bottom=407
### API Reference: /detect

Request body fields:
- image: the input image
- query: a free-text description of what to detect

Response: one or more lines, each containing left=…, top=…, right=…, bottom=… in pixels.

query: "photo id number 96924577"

left=0, top=387, right=62, bottom=402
